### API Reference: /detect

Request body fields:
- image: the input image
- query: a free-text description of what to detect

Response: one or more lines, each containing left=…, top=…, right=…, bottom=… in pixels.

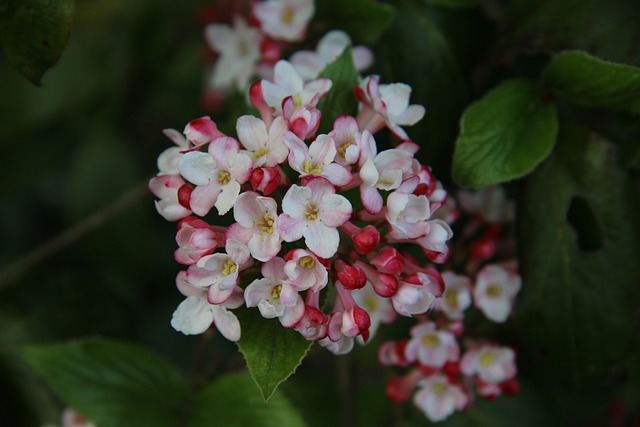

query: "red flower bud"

left=177, top=184, right=193, bottom=209
left=337, top=264, right=367, bottom=290
left=250, top=167, right=281, bottom=195
left=370, top=246, right=406, bottom=275
left=352, top=225, right=380, bottom=254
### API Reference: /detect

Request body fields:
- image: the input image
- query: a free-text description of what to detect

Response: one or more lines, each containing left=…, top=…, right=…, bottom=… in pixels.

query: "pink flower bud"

left=250, top=167, right=281, bottom=195
left=378, top=339, right=410, bottom=367
left=178, top=184, right=193, bottom=209
left=500, top=378, right=520, bottom=396
left=370, top=246, right=406, bottom=275
left=184, top=116, right=223, bottom=145
left=386, top=376, right=413, bottom=403
left=335, top=261, right=367, bottom=290
left=249, top=80, right=275, bottom=125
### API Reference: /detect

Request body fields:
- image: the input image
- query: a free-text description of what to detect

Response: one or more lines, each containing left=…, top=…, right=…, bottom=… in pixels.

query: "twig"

left=0, top=179, right=150, bottom=291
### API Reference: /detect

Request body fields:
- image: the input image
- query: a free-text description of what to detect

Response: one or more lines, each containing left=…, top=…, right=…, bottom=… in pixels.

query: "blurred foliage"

left=1, top=0, right=639, bottom=426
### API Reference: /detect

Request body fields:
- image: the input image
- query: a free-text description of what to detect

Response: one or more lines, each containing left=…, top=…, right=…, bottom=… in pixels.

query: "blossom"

left=284, top=132, right=352, bottom=186
left=174, top=216, right=221, bottom=265
left=473, top=264, right=521, bottom=323
left=437, top=271, right=472, bottom=320
left=205, top=16, right=262, bottom=91
left=392, top=271, right=444, bottom=317
left=350, top=282, right=396, bottom=341
left=328, top=115, right=362, bottom=166
left=414, top=375, right=468, bottom=422
left=62, top=409, right=97, bottom=427
left=226, top=191, right=282, bottom=262
left=386, top=191, right=431, bottom=240
left=245, top=257, right=305, bottom=327
left=253, top=0, right=314, bottom=42
left=356, top=75, right=425, bottom=140
left=237, top=115, right=289, bottom=167
left=149, top=175, right=192, bottom=221
left=278, top=177, right=352, bottom=258
left=283, top=248, right=328, bottom=292
left=179, top=136, right=252, bottom=215
left=460, top=344, right=517, bottom=384
left=260, top=60, right=331, bottom=113
left=290, top=30, right=373, bottom=81
left=404, top=321, right=459, bottom=368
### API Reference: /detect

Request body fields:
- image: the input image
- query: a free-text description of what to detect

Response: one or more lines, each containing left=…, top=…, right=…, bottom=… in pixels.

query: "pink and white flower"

left=149, top=175, right=192, bottom=221
left=278, top=177, right=352, bottom=258
left=350, top=282, right=396, bottom=341
left=392, top=271, right=444, bottom=317
left=62, top=409, right=97, bottom=427
left=205, top=16, right=262, bottom=91
left=253, top=0, right=314, bottom=42
left=404, top=321, right=459, bottom=368
left=328, top=115, right=362, bottom=166
left=386, top=190, right=431, bottom=240
left=174, top=217, right=222, bottom=265
left=290, top=30, right=373, bottom=81
left=460, top=344, right=517, bottom=384
left=437, top=271, right=472, bottom=320
left=260, top=60, right=331, bottom=113
left=283, top=248, right=328, bottom=292
left=178, top=136, right=252, bottom=216
left=284, top=132, right=352, bottom=186
left=414, top=374, right=469, bottom=422
left=237, top=115, right=289, bottom=168
left=473, top=264, right=521, bottom=323
left=245, top=257, right=305, bottom=327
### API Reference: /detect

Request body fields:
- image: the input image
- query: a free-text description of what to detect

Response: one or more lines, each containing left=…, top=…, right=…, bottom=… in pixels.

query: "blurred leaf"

left=543, top=50, right=640, bottom=115
left=236, top=308, right=312, bottom=402
left=424, top=0, right=479, bottom=8
left=24, top=338, right=189, bottom=427
left=314, top=0, right=395, bottom=44
left=496, top=0, right=640, bottom=66
left=316, top=47, right=359, bottom=134
left=516, top=125, right=640, bottom=386
left=0, top=0, right=75, bottom=85
left=452, top=79, right=558, bottom=188
left=191, top=372, right=308, bottom=427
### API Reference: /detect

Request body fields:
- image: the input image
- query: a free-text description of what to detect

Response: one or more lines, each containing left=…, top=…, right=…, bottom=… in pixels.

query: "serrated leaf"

left=515, top=125, right=640, bottom=386
left=452, top=79, right=558, bottom=188
left=24, top=338, right=189, bottom=427
left=236, top=308, right=312, bottom=402
left=315, top=47, right=359, bottom=134
left=314, top=0, right=395, bottom=45
left=191, top=372, right=308, bottom=427
left=543, top=50, right=640, bottom=115
left=0, top=0, right=75, bottom=85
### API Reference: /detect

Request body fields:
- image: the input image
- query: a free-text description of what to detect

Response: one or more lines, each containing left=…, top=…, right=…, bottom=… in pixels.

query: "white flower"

left=261, top=60, right=332, bottom=113
left=237, top=115, right=289, bottom=168
left=414, top=375, right=468, bottom=422
left=473, top=264, right=521, bottom=322
left=254, top=0, right=314, bottom=42
left=460, top=344, right=517, bottom=384
left=404, top=321, right=459, bottom=368
left=284, top=132, right=352, bottom=186
left=437, top=271, right=472, bottom=320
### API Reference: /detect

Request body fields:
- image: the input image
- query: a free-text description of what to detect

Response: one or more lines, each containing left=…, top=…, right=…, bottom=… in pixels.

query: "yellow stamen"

left=444, top=289, right=459, bottom=310
left=486, top=284, right=502, bottom=298
left=271, top=284, right=283, bottom=300
left=479, top=351, right=496, bottom=367
left=253, top=148, right=269, bottom=159
left=281, top=7, right=294, bottom=24
left=298, top=256, right=315, bottom=269
left=255, top=214, right=275, bottom=234
left=363, top=294, right=378, bottom=311
left=222, top=259, right=237, bottom=276
left=304, top=204, right=319, bottom=221
left=302, top=161, right=323, bottom=175
left=431, top=382, right=447, bottom=394
left=422, top=333, right=440, bottom=348
left=337, top=141, right=354, bottom=158
left=218, top=170, right=231, bottom=184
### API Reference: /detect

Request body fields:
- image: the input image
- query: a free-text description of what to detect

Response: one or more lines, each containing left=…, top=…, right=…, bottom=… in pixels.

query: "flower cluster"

left=200, top=0, right=373, bottom=106
left=377, top=185, right=522, bottom=422
left=150, top=50, right=455, bottom=353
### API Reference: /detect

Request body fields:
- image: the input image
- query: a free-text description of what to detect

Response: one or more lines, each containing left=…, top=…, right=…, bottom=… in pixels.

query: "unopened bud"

left=370, top=246, right=405, bottom=275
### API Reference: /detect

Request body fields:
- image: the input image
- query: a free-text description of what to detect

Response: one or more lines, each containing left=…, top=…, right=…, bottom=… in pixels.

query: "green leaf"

left=0, top=0, right=75, bottom=85
left=543, top=50, right=640, bottom=115
left=315, top=47, right=359, bottom=134
left=236, top=308, right=312, bottom=402
left=24, top=338, right=189, bottom=427
left=452, top=79, right=558, bottom=188
left=515, top=125, right=640, bottom=386
left=314, top=0, right=395, bottom=44
left=191, top=372, right=308, bottom=427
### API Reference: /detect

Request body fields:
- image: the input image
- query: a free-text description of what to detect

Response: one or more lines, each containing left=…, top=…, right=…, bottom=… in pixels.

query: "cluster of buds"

left=378, top=184, right=522, bottom=422
left=200, top=0, right=373, bottom=108
left=150, top=47, right=453, bottom=353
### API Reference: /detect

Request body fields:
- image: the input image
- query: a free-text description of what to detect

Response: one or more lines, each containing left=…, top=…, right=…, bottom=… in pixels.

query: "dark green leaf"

left=236, top=308, right=312, bottom=402
left=0, top=0, right=75, bottom=85
left=316, top=47, right=359, bottom=134
left=314, top=0, right=395, bottom=45
left=543, top=50, right=640, bottom=115
left=515, top=125, right=640, bottom=386
left=452, top=79, right=558, bottom=188
left=191, top=372, right=308, bottom=427
left=24, top=338, right=189, bottom=427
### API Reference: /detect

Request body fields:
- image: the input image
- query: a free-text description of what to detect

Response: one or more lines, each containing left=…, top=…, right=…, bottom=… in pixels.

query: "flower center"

left=337, top=140, right=354, bottom=158
left=486, top=284, right=502, bottom=298
left=431, top=382, right=447, bottom=394
left=444, top=289, right=459, bottom=309
left=302, top=161, right=323, bottom=175
left=281, top=7, right=294, bottom=24
left=363, top=294, right=378, bottom=311
left=254, top=148, right=269, bottom=159
left=298, top=255, right=315, bottom=269
left=479, top=351, right=496, bottom=367
left=422, top=333, right=440, bottom=348
left=256, top=213, right=275, bottom=234
left=304, top=204, right=319, bottom=221
left=218, top=170, right=231, bottom=184
left=222, top=259, right=237, bottom=276
left=271, top=284, right=282, bottom=300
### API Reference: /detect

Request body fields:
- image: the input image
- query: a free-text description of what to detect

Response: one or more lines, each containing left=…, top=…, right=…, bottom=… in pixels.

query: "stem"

left=0, top=179, right=150, bottom=292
